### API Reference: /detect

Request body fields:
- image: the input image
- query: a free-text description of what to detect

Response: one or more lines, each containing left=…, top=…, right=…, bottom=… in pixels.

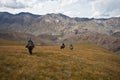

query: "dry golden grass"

left=0, top=39, right=24, bottom=46
left=0, top=42, right=120, bottom=80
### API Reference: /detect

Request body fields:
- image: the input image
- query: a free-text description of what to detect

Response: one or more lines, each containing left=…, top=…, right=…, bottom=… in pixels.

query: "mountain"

left=0, top=12, right=120, bottom=53
left=74, top=17, right=94, bottom=22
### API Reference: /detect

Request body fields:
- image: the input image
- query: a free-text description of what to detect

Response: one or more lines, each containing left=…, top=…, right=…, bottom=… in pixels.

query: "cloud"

left=0, top=0, right=48, bottom=9
left=2, top=0, right=60, bottom=10
left=91, top=0, right=120, bottom=18
left=59, top=0, right=93, bottom=17
left=0, top=0, right=27, bottom=9
left=0, top=0, right=120, bottom=18
left=59, top=0, right=79, bottom=7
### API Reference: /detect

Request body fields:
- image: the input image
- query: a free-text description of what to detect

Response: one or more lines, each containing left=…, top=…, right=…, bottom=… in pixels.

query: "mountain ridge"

left=0, top=12, right=120, bottom=53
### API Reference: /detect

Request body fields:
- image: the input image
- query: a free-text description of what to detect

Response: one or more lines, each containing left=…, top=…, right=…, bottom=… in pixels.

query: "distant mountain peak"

left=74, top=17, right=94, bottom=22
left=0, top=12, right=13, bottom=16
left=46, top=13, right=70, bottom=19
left=17, top=12, right=34, bottom=15
left=16, top=12, right=40, bottom=18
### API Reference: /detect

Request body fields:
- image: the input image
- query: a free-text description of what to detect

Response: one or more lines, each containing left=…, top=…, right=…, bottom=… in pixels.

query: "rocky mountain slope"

left=0, top=12, right=120, bottom=53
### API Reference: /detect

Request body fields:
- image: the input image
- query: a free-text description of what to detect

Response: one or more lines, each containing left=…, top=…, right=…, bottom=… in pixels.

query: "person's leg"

left=28, top=48, right=32, bottom=55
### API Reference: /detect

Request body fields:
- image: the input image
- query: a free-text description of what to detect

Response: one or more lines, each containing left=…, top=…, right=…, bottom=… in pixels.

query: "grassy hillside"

left=0, top=42, right=120, bottom=80
left=0, top=39, right=24, bottom=46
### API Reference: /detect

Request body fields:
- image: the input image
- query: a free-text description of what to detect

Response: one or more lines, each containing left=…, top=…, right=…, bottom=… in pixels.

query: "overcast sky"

left=0, top=0, right=120, bottom=18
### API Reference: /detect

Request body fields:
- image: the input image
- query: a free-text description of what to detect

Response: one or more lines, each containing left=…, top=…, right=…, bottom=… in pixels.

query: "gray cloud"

left=0, top=0, right=27, bottom=9
left=0, top=0, right=120, bottom=18
left=91, top=0, right=120, bottom=17
left=0, top=0, right=59, bottom=9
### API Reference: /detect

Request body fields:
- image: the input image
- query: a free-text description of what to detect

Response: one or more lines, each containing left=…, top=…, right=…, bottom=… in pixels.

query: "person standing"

left=70, top=44, right=73, bottom=50
left=60, top=43, right=65, bottom=49
left=26, top=39, right=35, bottom=55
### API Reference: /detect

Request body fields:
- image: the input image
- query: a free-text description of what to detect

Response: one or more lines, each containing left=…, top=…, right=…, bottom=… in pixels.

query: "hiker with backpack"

left=26, top=39, right=35, bottom=55
left=60, top=43, right=65, bottom=49
left=70, top=44, right=74, bottom=50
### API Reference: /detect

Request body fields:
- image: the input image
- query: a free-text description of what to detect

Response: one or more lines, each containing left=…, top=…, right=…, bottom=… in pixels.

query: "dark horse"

left=60, top=43, right=65, bottom=49
left=26, top=39, right=35, bottom=55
